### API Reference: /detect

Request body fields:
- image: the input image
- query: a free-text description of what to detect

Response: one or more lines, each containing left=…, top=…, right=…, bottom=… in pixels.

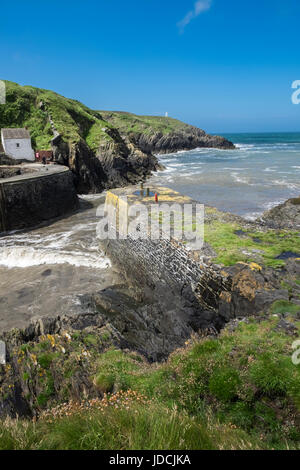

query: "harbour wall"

left=0, top=166, right=79, bottom=232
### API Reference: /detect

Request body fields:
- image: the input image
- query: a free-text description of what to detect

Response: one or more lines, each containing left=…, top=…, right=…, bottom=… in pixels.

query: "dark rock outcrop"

left=51, top=131, right=160, bottom=193
left=96, top=128, right=159, bottom=189
left=218, top=263, right=289, bottom=321
left=50, top=120, right=233, bottom=194
left=128, top=127, right=235, bottom=155
left=261, top=197, right=300, bottom=230
left=52, top=135, right=108, bottom=194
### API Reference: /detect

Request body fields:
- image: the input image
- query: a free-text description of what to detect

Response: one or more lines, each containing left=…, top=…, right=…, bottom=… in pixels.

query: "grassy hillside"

left=100, top=111, right=193, bottom=136
left=0, top=81, right=115, bottom=151
left=0, top=81, right=205, bottom=153
left=0, top=313, right=299, bottom=450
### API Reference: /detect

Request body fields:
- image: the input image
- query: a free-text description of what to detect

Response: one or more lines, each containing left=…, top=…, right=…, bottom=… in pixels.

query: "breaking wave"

left=0, top=246, right=111, bottom=269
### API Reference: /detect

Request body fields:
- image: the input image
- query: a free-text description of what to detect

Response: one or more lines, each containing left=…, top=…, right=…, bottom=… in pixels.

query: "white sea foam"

left=262, top=199, right=286, bottom=211
left=264, top=167, right=277, bottom=172
left=271, top=179, right=300, bottom=190
left=235, top=144, right=255, bottom=150
left=0, top=246, right=111, bottom=269
left=168, top=163, right=186, bottom=168
left=223, top=167, right=249, bottom=171
left=154, top=141, right=300, bottom=217
left=79, top=193, right=105, bottom=201
left=231, top=173, right=253, bottom=185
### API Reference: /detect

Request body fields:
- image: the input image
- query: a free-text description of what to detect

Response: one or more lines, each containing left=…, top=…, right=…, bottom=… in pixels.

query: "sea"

left=150, top=132, right=300, bottom=220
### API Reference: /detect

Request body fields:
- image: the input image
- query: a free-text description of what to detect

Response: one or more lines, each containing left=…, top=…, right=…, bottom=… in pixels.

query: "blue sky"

left=1, top=0, right=300, bottom=133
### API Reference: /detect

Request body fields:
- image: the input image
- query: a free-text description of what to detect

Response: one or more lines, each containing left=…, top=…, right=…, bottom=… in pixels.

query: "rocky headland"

left=0, top=81, right=234, bottom=193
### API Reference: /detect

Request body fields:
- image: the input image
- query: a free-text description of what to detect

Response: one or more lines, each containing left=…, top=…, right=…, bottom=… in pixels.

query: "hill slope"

left=0, top=81, right=234, bottom=192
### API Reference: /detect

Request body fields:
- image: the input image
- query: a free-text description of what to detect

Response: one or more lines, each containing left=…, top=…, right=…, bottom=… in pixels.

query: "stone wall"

left=104, top=235, right=228, bottom=312
left=102, top=188, right=231, bottom=328
left=0, top=168, right=79, bottom=232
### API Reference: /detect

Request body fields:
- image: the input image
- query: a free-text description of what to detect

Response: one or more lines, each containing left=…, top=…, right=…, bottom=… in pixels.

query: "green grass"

left=0, top=316, right=299, bottom=450
left=89, top=318, right=300, bottom=449
left=204, top=219, right=300, bottom=267
left=0, top=81, right=115, bottom=151
left=0, top=403, right=265, bottom=451
left=100, top=111, right=194, bottom=137
left=270, top=300, right=300, bottom=316
left=0, top=81, right=199, bottom=155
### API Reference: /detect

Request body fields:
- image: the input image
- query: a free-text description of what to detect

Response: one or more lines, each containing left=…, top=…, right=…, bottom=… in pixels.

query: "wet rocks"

left=261, top=197, right=300, bottom=229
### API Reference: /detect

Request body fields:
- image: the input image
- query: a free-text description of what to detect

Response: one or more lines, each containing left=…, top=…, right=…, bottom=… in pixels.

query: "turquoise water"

left=150, top=132, right=300, bottom=219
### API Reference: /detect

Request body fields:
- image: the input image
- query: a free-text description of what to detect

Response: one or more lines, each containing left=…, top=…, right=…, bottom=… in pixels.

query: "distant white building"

left=1, top=128, right=35, bottom=161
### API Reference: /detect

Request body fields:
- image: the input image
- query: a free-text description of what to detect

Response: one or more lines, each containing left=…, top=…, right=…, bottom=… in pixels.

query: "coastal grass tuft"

left=0, top=402, right=266, bottom=451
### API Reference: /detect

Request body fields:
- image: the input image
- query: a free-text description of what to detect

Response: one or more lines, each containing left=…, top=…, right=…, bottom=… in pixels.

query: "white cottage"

left=1, top=128, right=35, bottom=161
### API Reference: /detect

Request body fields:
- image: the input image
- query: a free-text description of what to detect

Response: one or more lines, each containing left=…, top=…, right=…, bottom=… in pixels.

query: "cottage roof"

left=1, top=128, right=31, bottom=140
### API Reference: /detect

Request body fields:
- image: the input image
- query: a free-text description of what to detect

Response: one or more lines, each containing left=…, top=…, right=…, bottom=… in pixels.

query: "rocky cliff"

left=0, top=81, right=234, bottom=193
left=101, top=111, right=235, bottom=154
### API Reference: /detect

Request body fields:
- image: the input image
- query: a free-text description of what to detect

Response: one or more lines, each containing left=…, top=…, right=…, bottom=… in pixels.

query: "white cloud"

left=177, top=0, right=212, bottom=33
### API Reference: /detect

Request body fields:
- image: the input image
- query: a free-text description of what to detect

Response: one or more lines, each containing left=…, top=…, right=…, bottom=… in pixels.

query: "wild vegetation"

left=100, top=111, right=193, bottom=137
left=204, top=218, right=300, bottom=268
left=0, top=81, right=201, bottom=152
left=0, top=81, right=114, bottom=150
left=0, top=309, right=299, bottom=450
